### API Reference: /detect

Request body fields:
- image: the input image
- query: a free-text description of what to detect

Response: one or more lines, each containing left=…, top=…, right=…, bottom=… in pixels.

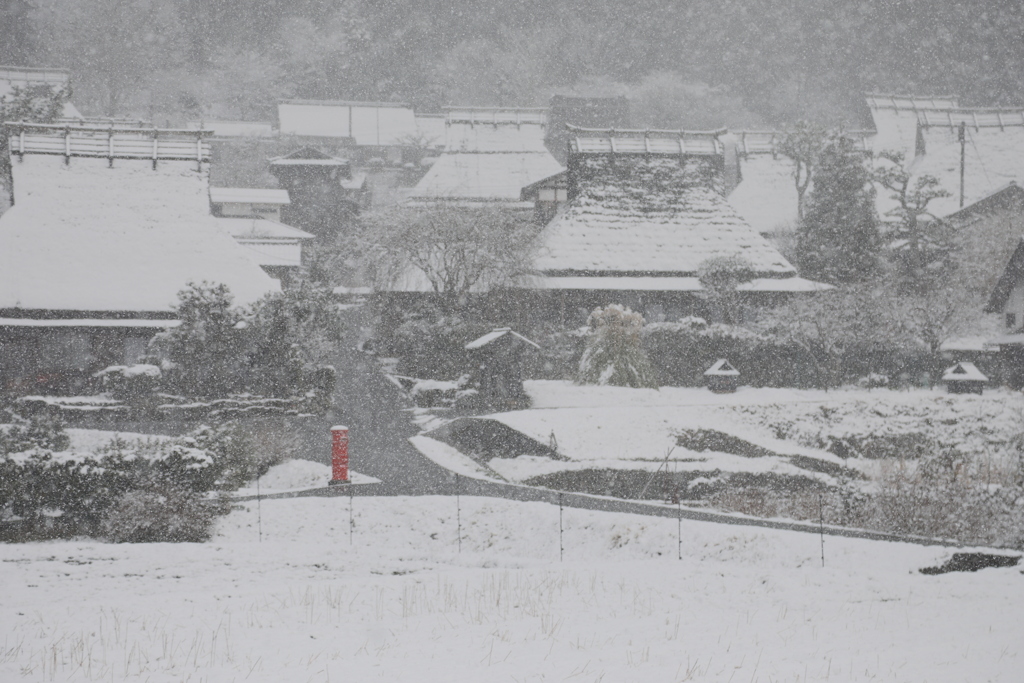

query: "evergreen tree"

left=150, top=282, right=247, bottom=398
left=796, top=133, right=881, bottom=284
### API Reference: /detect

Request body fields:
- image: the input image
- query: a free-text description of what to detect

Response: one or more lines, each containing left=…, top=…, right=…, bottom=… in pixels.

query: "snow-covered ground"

left=233, top=459, right=380, bottom=495
left=416, top=382, right=1024, bottom=490
left=1, top=494, right=1020, bottom=682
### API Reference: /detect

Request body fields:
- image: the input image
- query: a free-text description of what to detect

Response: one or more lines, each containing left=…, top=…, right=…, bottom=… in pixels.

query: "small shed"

left=464, top=328, right=540, bottom=411
left=942, top=362, right=988, bottom=395
left=704, top=359, right=740, bottom=393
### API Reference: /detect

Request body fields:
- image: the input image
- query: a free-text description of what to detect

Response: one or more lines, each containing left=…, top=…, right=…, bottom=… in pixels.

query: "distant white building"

left=863, top=93, right=1024, bottom=221
left=407, top=107, right=563, bottom=207
left=209, top=188, right=313, bottom=282
left=0, top=122, right=279, bottom=393
left=277, top=99, right=421, bottom=163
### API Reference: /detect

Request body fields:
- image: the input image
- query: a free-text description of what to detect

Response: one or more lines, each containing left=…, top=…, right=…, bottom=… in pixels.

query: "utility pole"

left=959, top=121, right=966, bottom=209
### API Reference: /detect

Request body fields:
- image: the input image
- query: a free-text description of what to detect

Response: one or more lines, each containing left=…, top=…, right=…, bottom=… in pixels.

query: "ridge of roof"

left=917, top=108, right=1024, bottom=129
left=5, top=121, right=212, bottom=163
left=731, top=129, right=873, bottom=155
left=279, top=99, right=411, bottom=108
left=0, top=65, right=69, bottom=84
left=568, top=125, right=726, bottom=156
left=865, top=93, right=960, bottom=111
left=445, top=107, right=548, bottom=126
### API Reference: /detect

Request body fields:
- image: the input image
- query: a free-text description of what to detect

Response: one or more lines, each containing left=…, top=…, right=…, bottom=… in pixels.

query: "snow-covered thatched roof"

left=0, top=129, right=279, bottom=315
left=532, top=134, right=802, bottom=286
left=269, top=146, right=349, bottom=167
left=408, top=107, right=563, bottom=204
left=866, top=93, right=960, bottom=158
left=727, top=150, right=801, bottom=236
left=908, top=115, right=1024, bottom=218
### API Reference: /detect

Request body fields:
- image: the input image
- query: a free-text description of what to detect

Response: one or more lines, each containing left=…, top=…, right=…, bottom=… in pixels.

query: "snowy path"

left=316, top=306, right=454, bottom=495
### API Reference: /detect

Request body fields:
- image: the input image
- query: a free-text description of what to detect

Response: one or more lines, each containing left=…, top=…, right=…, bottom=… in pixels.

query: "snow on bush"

left=577, top=305, right=657, bottom=388
left=0, top=418, right=274, bottom=542
left=94, top=364, right=162, bottom=401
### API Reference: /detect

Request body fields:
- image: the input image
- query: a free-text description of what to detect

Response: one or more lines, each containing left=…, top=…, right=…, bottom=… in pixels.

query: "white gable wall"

left=278, top=102, right=418, bottom=145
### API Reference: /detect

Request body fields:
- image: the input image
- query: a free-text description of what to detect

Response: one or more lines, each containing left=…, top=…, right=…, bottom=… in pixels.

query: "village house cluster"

left=2, top=65, right=1024, bottom=392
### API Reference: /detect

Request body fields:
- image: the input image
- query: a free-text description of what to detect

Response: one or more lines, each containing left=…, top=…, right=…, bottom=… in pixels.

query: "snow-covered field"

left=418, top=382, right=1024, bottom=491
left=1, top=491, right=1021, bottom=682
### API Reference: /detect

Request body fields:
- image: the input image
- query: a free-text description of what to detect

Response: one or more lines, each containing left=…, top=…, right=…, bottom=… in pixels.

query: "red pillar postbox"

left=329, top=425, right=349, bottom=484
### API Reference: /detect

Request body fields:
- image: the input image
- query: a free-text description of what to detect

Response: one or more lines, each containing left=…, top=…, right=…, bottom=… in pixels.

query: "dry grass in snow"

left=1, top=495, right=1022, bottom=682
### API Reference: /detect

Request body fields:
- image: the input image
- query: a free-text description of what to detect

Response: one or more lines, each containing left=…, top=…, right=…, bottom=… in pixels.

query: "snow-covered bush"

left=577, top=305, right=658, bottom=388
left=856, top=372, right=890, bottom=389
left=150, top=281, right=339, bottom=410
left=385, top=312, right=487, bottom=379
left=189, top=420, right=294, bottom=491
left=95, top=364, right=162, bottom=401
left=0, top=437, right=218, bottom=540
left=100, top=485, right=226, bottom=543
left=0, top=414, right=70, bottom=453
left=151, top=282, right=248, bottom=397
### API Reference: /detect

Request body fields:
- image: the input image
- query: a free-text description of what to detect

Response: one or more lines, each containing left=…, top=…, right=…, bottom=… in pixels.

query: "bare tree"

left=872, top=150, right=952, bottom=291
left=778, top=120, right=827, bottom=221
left=362, top=202, right=540, bottom=310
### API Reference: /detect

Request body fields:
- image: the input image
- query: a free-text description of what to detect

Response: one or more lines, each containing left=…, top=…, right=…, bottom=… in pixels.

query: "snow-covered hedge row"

left=14, top=389, right=332, bottom=426
left=641, top=318, right=941, bottom=388
left=0, top=436, right=218, bottom=541
left=0, top=417, right=287, bottom=542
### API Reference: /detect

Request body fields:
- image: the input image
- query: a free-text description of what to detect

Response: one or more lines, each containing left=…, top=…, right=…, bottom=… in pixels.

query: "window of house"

left=1007, top=312, right=1018, bottom=330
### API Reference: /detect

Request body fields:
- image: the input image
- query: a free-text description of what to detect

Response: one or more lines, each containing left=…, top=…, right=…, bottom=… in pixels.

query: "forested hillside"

left=4, top=0, right=1024, bottom=126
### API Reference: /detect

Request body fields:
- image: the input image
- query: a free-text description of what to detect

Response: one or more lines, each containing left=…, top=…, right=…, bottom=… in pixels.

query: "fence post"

left=558, top=492, right=564, bottom=562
